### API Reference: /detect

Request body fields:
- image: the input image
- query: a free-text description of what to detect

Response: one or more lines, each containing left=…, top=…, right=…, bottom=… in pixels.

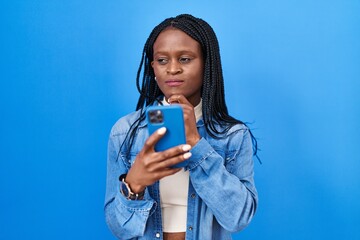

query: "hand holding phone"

left=146, top=105, right=188, bottom=168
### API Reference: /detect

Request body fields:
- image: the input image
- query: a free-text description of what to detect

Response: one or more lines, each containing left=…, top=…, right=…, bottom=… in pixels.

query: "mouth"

left=165, top=79, right=184, bottom=87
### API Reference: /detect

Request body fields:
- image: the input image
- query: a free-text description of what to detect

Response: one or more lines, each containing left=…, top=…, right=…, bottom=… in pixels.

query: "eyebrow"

left=153, top=50, right=198, bottom=56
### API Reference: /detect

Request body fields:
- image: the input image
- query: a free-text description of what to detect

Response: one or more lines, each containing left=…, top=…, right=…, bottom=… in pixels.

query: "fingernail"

left=182, top=144, right=191, bottom=151
left=157, top=127, right=166, bottom=135
left=183, top=152, right=192, bottom=159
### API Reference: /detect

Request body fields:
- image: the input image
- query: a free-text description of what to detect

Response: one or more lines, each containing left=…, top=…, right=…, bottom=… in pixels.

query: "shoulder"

left=216, top=122, right=252, bottom=151
left=227, top=123, right=252, bottom=150
left=210, top=120, right=250, bottom=139
left=201, top=121, right=251, bottom=147
left=109, top=110, right=144, bottom=137
left=227, top=123, right=251, bottom=142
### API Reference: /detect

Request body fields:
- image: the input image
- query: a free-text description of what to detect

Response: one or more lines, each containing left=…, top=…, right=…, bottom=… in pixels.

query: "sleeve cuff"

left=115, top=186, right=155, bottom=211
left=185, top=137, right=215, bottom=171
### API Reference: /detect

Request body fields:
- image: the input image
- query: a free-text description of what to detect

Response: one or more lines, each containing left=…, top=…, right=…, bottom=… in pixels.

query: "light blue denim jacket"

left=104, top=109, right=258, bottom=240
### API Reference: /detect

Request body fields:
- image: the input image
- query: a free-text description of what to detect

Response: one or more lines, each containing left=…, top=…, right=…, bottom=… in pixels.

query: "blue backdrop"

left=1, top=0, right=359, bottom=239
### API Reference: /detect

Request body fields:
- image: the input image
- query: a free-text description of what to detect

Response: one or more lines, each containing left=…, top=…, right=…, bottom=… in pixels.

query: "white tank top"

left=159, top=98, right=202, bottom=232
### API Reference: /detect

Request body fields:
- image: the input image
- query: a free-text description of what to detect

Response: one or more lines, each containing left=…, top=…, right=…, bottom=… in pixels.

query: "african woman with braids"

left=105, top=14, right=258, bottom=240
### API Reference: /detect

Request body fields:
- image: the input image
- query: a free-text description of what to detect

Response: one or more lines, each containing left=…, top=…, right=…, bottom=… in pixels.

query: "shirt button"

left=191, top=193, right=196, bottom=198
left=155, top=232, right=160, bottom=238
left=188, top=226, right=193, bottom=231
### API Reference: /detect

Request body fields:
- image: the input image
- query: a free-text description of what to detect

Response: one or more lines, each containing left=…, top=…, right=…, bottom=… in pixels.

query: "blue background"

left=1, top=0, right=359, bottom=239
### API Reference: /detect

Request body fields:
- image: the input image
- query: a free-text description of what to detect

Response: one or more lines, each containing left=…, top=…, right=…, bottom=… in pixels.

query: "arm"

left=167, top=94, right=257, bottom=231
left=104, top=122, right=192, bottom=239
left=104, top=132, right=155, bottom=239
left=187, top=128, right=258, bottom=232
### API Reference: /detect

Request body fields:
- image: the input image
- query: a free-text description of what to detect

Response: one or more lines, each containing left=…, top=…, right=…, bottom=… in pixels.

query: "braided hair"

left=122, top=14, right=259, bottom=160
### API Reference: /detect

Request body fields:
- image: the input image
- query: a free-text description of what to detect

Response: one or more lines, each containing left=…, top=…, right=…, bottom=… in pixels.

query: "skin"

left=153, top=27, right=203, bottom=147
left=152, top=27, right=204, bottom=107
left=126, top=28, right=204, bottom=238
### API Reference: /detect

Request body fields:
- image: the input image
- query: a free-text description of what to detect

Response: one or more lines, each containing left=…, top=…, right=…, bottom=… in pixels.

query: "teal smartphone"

left=146, top=105, right=187, bottom=168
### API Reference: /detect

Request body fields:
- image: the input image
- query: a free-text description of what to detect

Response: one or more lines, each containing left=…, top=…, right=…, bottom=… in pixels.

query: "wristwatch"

left=119, top=174, right=145, bottom=200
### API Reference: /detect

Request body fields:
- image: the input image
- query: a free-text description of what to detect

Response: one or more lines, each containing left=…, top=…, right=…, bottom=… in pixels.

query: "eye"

left=179, top=57, right=192, bottom=64
left=156, top=58, right=168, bottom=65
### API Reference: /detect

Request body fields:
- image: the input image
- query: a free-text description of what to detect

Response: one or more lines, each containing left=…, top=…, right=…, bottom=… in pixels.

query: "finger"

left=181, top=104, right=195, bottom=116
left=167, top=94, right=181, bottom=104
left=162, top=143, right=191, bottom=159
left=150, top=143, right=191, bottom=162
left=143, top=145, right=190, bottom=172
left=154, top=150, right=192, bottom=170
left=168, top=94, right=188, bottom=104
left=143, top=127, right=167, bottom=151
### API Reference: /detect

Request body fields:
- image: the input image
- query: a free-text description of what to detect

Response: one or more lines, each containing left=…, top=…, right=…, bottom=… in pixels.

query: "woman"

left=105, top=14, right=258, bottom=240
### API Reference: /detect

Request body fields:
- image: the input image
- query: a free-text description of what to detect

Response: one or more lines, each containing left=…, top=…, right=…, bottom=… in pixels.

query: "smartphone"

left=146, top=105, right=187, bottom=168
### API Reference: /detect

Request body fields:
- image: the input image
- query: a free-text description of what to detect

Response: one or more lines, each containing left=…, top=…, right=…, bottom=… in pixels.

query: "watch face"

left=120, top=179, right=143, bottom=200
left=120, top=181, right=130, bottom=198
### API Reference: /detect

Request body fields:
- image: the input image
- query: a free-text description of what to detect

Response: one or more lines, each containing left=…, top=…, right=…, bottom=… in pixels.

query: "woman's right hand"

left=125, top=127, right=192, bottom=194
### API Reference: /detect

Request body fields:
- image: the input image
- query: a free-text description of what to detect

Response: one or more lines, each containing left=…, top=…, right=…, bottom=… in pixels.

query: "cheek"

left=193, top=61, right=204, bottom=76
left=152, top=66, right=158, bottom=75
left=152, top=63, right=162, bottom=73
left=192, top=66, right=204, bottom=83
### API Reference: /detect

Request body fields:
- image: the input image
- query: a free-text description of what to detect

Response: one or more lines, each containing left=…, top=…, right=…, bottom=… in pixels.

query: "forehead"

left=153, top=28, right=201, bottom=53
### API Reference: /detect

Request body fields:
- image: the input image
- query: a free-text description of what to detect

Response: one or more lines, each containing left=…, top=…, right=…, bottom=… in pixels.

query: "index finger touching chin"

left=168, top=95, right=184, bottom=104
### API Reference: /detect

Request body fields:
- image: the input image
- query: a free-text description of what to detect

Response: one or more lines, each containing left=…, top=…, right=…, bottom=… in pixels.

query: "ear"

left=151, top=61, right=154, bottom=68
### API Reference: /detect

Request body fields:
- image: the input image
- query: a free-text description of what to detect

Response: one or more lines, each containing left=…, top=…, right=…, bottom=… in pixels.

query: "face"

left=151, top=28, right=204, bottom=106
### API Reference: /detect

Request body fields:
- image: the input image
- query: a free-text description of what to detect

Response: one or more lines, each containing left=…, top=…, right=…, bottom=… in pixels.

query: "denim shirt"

left=104, top=109, right=258, bottom=240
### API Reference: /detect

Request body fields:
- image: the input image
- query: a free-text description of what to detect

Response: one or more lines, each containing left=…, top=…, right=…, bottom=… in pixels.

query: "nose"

left=166, top=60, right=182, bottom=75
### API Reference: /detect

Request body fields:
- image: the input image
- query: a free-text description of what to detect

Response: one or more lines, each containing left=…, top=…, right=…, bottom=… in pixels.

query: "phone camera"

left=148, top=110, right=164, bottom=124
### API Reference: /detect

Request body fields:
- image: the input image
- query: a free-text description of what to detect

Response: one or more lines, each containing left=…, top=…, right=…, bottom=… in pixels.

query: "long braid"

left=120, top=14, right=259, bottom=160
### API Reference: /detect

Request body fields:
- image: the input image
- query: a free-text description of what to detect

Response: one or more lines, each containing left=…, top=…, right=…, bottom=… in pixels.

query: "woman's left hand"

left=168, top=95, right=201, bottom=146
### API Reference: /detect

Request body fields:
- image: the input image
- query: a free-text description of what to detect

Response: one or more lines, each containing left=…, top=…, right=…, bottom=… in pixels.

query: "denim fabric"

left=104, top=109, right=258, bottom=240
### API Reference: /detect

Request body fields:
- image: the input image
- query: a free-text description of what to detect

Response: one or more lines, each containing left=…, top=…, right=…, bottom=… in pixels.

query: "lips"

left=165, top=79, right=184, bottom=87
